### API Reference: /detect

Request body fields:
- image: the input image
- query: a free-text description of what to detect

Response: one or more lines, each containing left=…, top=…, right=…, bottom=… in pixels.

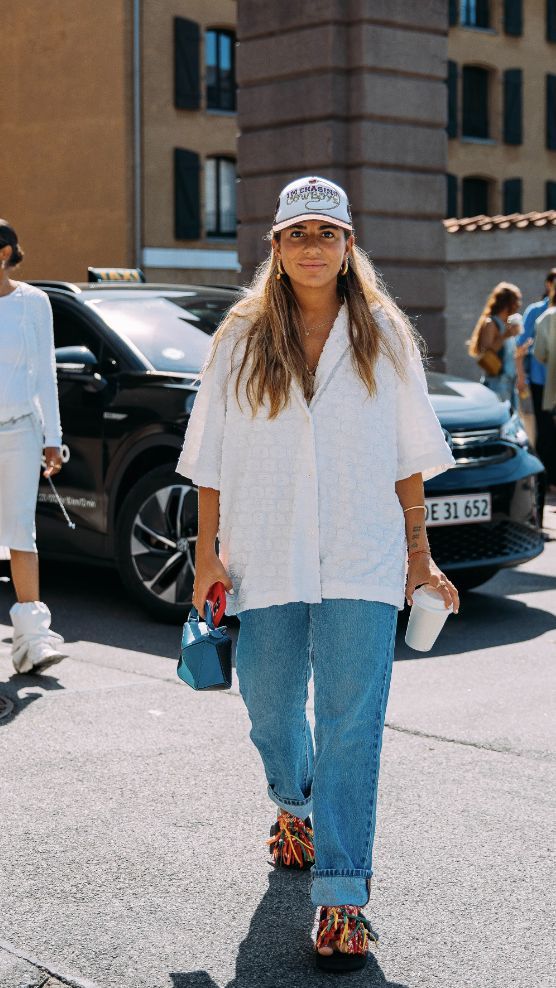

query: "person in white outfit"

left=0, top=219, right=66, bottom=673
left=177, top=177, right=459, bottom=972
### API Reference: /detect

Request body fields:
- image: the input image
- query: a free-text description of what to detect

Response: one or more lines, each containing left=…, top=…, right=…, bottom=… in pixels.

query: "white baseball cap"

left=272, top=176, right=353, bottom=233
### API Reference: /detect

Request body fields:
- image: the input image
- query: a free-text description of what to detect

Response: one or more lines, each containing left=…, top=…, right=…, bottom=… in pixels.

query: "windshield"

left=85, top=294, right=231, bottom=372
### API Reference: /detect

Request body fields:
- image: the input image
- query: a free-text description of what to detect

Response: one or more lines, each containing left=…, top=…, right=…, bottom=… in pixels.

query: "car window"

left=51, top=302, right=103, bottom=358
left=84, top=296, right=231, bottom=372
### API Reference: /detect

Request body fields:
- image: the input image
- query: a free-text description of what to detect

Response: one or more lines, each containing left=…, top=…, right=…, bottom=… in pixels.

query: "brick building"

left=236, top=1, right=449, bottom=361
left=1, top=0, right=239, bottom=286
left=447, top=0, right=556, bottom=217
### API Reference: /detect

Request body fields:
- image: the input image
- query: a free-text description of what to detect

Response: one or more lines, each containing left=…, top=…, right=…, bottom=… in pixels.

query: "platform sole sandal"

left=315, top=905, right=378, bottom=973
left=267, top=810, right=314, bottom=870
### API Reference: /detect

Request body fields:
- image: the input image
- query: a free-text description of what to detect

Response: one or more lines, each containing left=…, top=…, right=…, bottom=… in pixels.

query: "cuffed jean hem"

left=267, top=784, right=313, bottom=819
left=311, top=870, right=372, bottom=907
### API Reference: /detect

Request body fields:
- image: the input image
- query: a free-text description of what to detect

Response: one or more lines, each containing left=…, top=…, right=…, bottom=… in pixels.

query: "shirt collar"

left=309, top=303, right=350, bottom=408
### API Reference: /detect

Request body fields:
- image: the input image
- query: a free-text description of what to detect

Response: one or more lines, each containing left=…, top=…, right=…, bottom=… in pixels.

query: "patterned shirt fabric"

left=518, top=298, right=548, bottom=387
left=177, top=304, right=454, bottom=614
left=0, top=285, right=34, bottom=423
left=0, top=281, right=62, bottom=445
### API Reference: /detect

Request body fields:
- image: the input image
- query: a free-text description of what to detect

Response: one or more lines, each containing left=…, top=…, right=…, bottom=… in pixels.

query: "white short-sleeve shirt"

left=177, top=304, right=454, bottom=614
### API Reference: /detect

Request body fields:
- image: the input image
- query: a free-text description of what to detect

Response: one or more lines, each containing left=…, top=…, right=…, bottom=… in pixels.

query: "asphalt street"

left=0, top=507, right=555, bottom=988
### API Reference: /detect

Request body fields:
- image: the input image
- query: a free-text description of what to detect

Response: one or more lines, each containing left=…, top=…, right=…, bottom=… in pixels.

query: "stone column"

left=236, top=0, right=449, bottom=362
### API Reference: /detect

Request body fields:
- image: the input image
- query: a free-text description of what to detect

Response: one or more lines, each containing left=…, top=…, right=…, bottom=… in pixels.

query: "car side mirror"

left=55, top=346, right=107, bottom=391
left=55, top=346, right=98, bottom=374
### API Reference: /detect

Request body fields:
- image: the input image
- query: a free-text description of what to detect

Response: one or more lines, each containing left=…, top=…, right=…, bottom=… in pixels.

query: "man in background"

left=518, top=268, right=556, bottom=522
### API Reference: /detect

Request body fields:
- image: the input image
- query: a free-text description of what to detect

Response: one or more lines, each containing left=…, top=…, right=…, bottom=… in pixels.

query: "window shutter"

left=546, top=181, right=556, bottom=209
left=547, top=74, right=556, bottom=149
left=447, top=61, right=458, bottom=138
left=174, top=149, right=200, bottom=240
left=548, top=0, right=556, bottom=42
left=503, top=69, right=523, bottom=144
left=504, top=0, right=523, bottom=35
left=446, top=174, right=458, bottom=217
left=174, top=17, right=200, bottom=110
left=503, top=178, right=522, bottom=214
left=449, top=0, right=458, bottom=26
left=462, top=66, right=489, bottom=138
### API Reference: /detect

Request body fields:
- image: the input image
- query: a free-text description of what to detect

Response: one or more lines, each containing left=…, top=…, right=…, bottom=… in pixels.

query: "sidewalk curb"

left=0, top=938, right=101, bottom=988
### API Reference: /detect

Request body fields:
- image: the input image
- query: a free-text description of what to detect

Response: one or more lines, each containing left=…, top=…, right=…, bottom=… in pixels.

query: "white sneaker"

left=10, top=601, right=66, bottom=674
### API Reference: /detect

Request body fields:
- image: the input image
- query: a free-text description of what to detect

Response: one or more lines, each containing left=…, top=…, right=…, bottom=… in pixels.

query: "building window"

left=462, top=176, right=491, bottom=216
left=462, top=66, right=490, bottom=138
left=205, top=157, right=236, bottom=237
left=206, top=29, right=236, bottom=111
left=503, top=178, right=522, bottom=214
left=460, top=0, right=490, bottom=28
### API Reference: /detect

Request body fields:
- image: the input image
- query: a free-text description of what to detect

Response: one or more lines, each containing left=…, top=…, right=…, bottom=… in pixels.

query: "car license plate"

left=425, top=493, right=492, bottom=527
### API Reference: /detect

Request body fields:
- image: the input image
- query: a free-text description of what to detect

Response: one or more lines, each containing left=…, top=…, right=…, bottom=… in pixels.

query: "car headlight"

left=500, top=412, right=529, bottom=446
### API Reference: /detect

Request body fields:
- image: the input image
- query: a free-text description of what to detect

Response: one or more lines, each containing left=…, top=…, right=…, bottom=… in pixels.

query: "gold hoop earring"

left=340, top=259, right=349, bottom=277
left=276, top=258, right=284, bottom=281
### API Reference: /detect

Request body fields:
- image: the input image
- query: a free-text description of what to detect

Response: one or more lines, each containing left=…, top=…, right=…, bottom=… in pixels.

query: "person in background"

left=518, top=269, right=556, bottom=500
left=468, top=282, right=524, bottom=408
left=0, top=219, right=66, bottom=673
left=532, top=277, right=556, bottom=497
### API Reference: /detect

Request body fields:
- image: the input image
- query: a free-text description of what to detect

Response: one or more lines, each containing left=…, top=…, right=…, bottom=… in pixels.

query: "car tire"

left=116, top=464, right=198, bottom=622
left=447, top=566, right=500, bottom=593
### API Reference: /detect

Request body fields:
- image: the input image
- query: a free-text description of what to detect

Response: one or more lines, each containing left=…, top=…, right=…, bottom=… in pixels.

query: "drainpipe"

left=132, top=0, right=142, bottom=268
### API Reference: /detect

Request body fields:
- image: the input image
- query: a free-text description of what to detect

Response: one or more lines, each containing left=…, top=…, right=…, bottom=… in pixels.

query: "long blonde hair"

left=209, top=239, right=420, bottom=418
left=468, top=281, right=521, bottom=357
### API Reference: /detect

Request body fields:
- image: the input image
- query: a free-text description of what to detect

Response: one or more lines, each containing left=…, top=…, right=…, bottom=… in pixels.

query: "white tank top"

left=0, top=284, right=34, bottom=423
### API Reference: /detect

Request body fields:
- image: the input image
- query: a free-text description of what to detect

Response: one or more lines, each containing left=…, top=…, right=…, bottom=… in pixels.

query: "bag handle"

left=188, top=601, right=217, bottom=630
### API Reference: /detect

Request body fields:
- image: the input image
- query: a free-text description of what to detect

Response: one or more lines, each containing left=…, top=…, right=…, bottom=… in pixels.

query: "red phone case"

left=206, top=581, right=227, bottom=627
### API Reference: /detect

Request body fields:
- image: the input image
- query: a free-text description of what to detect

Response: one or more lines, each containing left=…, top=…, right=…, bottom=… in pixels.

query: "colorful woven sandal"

left=267, top=810, right=315, bottom=870
left=315, top=905, right=378, bottom=972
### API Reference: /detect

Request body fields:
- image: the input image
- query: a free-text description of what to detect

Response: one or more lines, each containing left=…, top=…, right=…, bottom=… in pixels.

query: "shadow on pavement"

left=2, top=557, right=554, bottom=666
left=395, top=586, right=556, bottom=660
left=0, top=671, right=64, bottom=726
left=0, top=560, right=181, bottom=659
left=0, top=673, right=64, bottom=728
left=169, top=870, right=409, bottom=988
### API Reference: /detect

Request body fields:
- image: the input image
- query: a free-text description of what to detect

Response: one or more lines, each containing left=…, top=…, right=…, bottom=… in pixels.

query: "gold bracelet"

left=403, top=505, right=426, bottom=514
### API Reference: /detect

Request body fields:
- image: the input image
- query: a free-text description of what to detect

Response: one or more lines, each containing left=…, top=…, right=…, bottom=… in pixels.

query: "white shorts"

left=0, top=414, right=42, bottom=552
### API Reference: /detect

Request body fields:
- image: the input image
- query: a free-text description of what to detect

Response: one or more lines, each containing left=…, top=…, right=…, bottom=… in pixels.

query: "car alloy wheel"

left=129, top=482, right=197, bottom=608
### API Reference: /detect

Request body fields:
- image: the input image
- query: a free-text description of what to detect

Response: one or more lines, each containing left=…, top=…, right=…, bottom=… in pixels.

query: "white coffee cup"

left=405, top=586, right=453, bottom=652
left=507, top=312, right=523, bottom=335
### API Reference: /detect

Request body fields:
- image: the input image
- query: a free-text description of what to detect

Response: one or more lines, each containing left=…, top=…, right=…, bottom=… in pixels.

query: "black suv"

left=32, top=279, right=544, bottom=621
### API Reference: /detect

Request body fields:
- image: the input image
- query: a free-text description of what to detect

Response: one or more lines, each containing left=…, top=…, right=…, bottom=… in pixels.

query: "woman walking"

left=0, top=219, right=66, bottom=673
left=467, top=281, right=524, bottom=407
left=177, top=177, right=458, bottom=972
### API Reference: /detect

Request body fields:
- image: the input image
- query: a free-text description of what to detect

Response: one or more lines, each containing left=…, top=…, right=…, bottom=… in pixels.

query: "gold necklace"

left=300, top=307, right=339, bottom=337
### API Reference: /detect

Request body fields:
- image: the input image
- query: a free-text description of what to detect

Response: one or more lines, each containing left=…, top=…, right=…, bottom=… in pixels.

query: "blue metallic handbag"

left=177, top=602, right=232, bottom=691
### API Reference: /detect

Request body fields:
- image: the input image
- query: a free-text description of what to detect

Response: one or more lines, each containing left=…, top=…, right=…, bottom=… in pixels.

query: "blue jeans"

left=481, top=373, right=518, bottom=409
left=235, top=599, right=397, bottom=907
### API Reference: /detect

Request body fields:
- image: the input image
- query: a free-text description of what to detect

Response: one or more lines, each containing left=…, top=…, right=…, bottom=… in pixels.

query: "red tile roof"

left=444, top=210, right=556, bottom=233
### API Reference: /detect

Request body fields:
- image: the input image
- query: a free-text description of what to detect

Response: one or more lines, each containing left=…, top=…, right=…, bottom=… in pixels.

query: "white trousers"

left=0, top=414, right=42, bottom=552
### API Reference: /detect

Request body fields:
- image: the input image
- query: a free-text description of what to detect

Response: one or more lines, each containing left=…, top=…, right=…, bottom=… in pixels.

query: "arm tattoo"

left=409, top=522, right=425, bottom=551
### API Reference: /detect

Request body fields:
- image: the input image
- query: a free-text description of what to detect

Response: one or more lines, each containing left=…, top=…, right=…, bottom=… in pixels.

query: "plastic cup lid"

left=412, top=585, right=452, bottom=612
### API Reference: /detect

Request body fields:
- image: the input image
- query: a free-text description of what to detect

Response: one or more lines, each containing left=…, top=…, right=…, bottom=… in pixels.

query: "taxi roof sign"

left=88, top=267, right=146, bottom=283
